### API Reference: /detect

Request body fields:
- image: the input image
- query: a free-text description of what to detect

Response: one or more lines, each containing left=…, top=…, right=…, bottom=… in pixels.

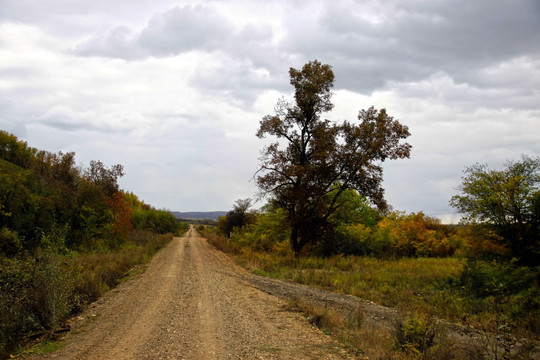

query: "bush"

left=227, top=208, right=290, bottom=254
left=0, top=227, right=22, bottom=256
left=0, top=251, right=74, bottom=358
left=331, top=212, right=459, bottom=258
left=0, top=231, right=173, bottom=357
left=133, top=208, right=179, bottom=234
left=29, top=250, right=74, bottom=331
left=460, top=259, right=539, bottom=298
left=394, top=313, right=437, bottom=357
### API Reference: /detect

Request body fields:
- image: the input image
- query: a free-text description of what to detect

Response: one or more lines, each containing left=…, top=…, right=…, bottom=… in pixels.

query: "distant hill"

left=171, top=211, right=227, bottom=221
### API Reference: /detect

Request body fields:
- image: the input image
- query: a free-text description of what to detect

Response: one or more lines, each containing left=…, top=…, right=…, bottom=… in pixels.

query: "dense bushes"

left=0, top=131, right=183, bottom=255
left=459, top=259, right=540, bottom=334
left=222, top=200, right=525, bottom=262
left=223, top=206, right=461, bottom=259
left=0, top=131, right=187, bottom=357
left=331, top=212, right=456, bottom=258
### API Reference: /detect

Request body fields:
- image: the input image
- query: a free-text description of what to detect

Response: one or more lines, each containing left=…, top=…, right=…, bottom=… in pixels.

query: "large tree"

left=256, top=60, right=411, bottom=255
left=450, top=155, right=540, bottom=263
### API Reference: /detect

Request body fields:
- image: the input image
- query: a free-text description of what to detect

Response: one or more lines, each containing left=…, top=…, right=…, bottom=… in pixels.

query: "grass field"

left=204, top=229, right=539, bottom=350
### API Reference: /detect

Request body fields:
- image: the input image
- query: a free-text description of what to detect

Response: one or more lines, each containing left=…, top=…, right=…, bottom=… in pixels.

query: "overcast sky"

left=1, top=0, right=539, bottom=221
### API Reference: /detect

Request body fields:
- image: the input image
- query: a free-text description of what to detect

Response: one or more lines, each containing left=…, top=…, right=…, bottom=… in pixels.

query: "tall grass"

left=0, top=231, right=176, bottom=358
left=71, top=231, right=173, bottom=306
left=203, top=229, right=539, bottom=341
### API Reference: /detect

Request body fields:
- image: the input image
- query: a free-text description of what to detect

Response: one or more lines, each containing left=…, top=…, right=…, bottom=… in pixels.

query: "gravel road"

left=28, top=227, right=352, bottom=359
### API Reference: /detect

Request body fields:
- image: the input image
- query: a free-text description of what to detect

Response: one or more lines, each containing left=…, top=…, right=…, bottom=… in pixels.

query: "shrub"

left=0, top=227, right=21, bottom=256
left=0, top=251, right=74, bottom=358
left=450, top=224, right=508, bottom=259
left=394, top=313, right=437, bottom=357
left=331, top=212, right=458, bottom=258
left=29, top=250, right=74, bottom=331
left=227, top=208, right=290, bottom=255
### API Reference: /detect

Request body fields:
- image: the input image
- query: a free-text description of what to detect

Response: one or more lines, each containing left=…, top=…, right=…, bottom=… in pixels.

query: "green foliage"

left=0, top=251, right=74, bottom=358
left=329, top=189, right=382, bottom=227
left=394, top=313, right=436, bottom=357
left=217, top=198, right=255, bottom=238
left=256, top=61, right=411, bottom=255
left=29, top=250, right=75, bottom=331
left=460, top=259, right=539, bottom=299
left=450, top=156, right=540, bottom=263
left=0, top=132, right=131, bottom=252
left=0, top=227, right=21, bottom=257
left=228, top=206, right=289, bottom=254
left=133, top=208, right=179, bottom=234
left=0, top=131, right=33, bottom=168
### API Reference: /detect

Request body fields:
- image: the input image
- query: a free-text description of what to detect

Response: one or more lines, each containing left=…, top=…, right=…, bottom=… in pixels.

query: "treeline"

left=0, top=130, right=187, bottom=357
left=218, top=155, right=540, bottom=264
left=215, top=194, right=513, bottom=261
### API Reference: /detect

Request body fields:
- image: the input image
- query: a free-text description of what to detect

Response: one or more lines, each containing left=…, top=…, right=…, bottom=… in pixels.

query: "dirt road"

left=30, top=227, right=350, bottom=359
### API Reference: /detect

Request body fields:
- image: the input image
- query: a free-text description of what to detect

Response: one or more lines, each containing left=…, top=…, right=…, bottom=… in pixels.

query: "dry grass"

left=72, top=232, right=173, bottom=306
left=0, top=231, right=176, bottom=358
left=203, top=229, right=539, bottom=358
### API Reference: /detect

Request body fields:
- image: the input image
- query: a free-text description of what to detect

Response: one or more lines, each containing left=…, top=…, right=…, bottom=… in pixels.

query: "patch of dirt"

left=25, top=227, right=353, bottom=359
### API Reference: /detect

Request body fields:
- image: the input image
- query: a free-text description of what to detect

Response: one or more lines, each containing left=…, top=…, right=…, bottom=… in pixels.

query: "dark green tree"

left=218, top=199, right=255, bottom=237
left=256, top=60, right=411, bottom=256
left=450, top=155, right=540, bottom=263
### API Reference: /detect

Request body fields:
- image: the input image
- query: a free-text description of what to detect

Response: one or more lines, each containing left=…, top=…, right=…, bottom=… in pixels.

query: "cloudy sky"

left=1, top=0, right=539, bottom=220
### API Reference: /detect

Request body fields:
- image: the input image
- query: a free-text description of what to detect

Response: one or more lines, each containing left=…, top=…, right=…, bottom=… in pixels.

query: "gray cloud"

left=280, top=0, right=540, bottom=94
left=70, top=3, right=288, bottom=102
left=73, top=26, right=147, bottom=59
left=72, top=4, right=277, bottom=62
left=138, top=5, right=232, bottom=55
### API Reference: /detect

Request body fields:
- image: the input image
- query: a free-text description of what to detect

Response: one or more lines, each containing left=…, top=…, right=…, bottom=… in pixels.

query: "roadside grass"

left=28, top=339, right=66, bottom=356
left=285, top=296, right=459, bottom=359
left=203, top=230, right=539, bottom=358
left=1, top=231, right=178, bottom=359
left=236, top=248, right=538, bottom=336
left=237, top=248, right=466, bottom=321
left=71, top=231, right=174, bottom=306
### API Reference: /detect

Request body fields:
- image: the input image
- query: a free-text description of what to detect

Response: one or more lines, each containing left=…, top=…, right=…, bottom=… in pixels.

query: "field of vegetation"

left=0, top=131, right=188, bottom=358
left=203, top=195, right=539, bottom=359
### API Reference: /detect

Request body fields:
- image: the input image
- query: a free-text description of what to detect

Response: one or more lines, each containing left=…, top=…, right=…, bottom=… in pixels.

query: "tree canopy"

left=0, top=130, right=180, bottom=255
left=256, top=60, right=411, bottom=255
left=450, top=155, right=540, bottom=263
left=218, top=198, right=255, bottom=238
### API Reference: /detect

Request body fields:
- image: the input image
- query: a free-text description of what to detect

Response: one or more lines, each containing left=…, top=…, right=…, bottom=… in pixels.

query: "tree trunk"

left=290, top=223, right=301, bottom=257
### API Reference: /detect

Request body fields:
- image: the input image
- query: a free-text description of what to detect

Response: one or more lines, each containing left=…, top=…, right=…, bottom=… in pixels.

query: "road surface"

left=29, top=227, right=351, bottom=359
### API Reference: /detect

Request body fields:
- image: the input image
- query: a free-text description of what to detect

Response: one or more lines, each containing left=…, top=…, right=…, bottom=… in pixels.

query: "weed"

left=394, top=313, right=437, bottom=357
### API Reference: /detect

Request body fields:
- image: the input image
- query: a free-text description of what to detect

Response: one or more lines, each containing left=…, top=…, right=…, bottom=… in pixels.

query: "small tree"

left=256, top=60, right=411, bottom=255
left=450, top=155, right=540, bottom=263
left=218, top=199, right=255, bottom=237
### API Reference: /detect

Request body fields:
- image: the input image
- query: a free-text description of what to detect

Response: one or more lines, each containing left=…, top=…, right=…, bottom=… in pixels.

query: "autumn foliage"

left=0, top=131, right=186, bottom=357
